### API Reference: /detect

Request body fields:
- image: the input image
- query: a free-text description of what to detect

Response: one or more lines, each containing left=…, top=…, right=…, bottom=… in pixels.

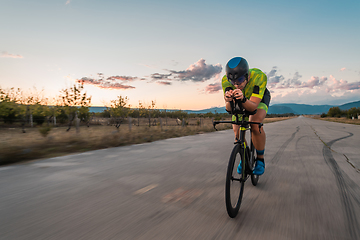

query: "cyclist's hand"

left=233, top=89, right=244, bottom=100
left=224, top=90, right=233, bottom=102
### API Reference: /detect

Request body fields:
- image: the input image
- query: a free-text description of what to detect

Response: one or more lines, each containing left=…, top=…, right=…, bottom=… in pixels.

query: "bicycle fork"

left=238, top=126, right=251, bottom=178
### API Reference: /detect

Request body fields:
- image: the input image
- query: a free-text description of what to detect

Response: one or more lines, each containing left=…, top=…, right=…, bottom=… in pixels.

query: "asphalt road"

left=1, top=116, right=359, bottom=240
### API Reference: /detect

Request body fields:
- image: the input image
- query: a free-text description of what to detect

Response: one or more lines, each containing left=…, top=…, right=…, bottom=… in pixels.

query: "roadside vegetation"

left=0, top=85, right=295, bottom=166
left=313, top=106, right=360, bottom=125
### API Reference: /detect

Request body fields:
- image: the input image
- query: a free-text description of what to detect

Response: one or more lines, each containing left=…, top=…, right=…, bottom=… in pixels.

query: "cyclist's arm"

left=233, top=89, right=261, bottom=112
left=242, top=70, right=267, bottom=112
left=225, top=101, right=233, bottom=112
left=242, top=96, right=261, bottom=112
left=224, top=87, right=234, bottom=113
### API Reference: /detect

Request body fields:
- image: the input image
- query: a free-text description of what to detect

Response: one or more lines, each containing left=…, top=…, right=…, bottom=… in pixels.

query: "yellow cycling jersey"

left=222, top=68, right=267, bottom=100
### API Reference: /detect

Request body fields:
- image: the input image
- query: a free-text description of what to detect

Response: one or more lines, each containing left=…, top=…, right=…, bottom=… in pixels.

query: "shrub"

left=39, top=126, right=52, bottom=137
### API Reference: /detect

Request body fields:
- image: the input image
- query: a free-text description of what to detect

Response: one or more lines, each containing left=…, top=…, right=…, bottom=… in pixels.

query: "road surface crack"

left=312, top=127, right=360, bottom=240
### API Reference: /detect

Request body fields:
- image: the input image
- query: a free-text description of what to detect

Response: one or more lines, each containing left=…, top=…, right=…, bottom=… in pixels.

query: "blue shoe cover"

left=237, top=161, right=242, bottom=174
left=253, top=160, right=265, bottom=175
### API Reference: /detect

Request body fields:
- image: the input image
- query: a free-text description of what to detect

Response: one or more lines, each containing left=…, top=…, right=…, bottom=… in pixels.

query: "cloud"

left=78, top=59, right=223, bottom=90
left=78, top=75, right=136, bottom=90
left=328, top=75, right=360, bottom=91
left=266, top=68, right=302, bottom=89
left=269, top=72, right=360, bottom=105
left=169, top=58, right=222, bottom=82
left=264, top=66, right=360, bottom=105
left=266, top=66, right=278, bottom=78
left=150, top=73, right=172, bottom=80
left=150, top=59, right=222, bottom=86
left=157, top=81, right=172, bottom=85
left=266, top=67, right=285, bottom=88
left=300, top=76, right=327, bottom=88
left=107, top=75, right=138, bottom=81
left=65, top=0, right=71, bottom=5
left=340, top=67, right=346, bottom=71
left=270, top=86, right=360, bottom=105
left=267, top=67, right=330, bottom=90
left=1, top=51, right=24, bottom=59
left=205, top=82, right=222, bottom=94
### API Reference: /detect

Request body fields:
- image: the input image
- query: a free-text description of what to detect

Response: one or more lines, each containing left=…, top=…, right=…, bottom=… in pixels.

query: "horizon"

left=1, top=1, right=360, bottom=109
left=88, top=99, right=360, bottom=111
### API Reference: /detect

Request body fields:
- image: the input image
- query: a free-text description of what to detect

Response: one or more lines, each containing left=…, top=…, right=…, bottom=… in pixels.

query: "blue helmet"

left=226, top=57, right=249, bottom=85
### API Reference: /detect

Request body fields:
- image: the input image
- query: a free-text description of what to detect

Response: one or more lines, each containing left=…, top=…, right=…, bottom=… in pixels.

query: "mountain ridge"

left=89, top=100, right=360, bottom=115
left=185, top=100, right=360, bottom=115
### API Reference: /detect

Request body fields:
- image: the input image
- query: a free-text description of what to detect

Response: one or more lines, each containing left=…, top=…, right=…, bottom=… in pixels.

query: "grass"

left=0, top=116, right=293, bottom=166
left=309, top=115, right=360, bottom=125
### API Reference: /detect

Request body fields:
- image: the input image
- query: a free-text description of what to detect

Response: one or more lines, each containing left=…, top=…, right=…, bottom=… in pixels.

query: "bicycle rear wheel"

left=225, top=144, right=245, bottom=218
left=250, top=141, right=259, bottom=186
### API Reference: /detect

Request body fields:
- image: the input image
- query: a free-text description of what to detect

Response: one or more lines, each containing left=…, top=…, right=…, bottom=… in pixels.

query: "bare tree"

left=109, top=95, right=130, bottom=130
left=58, top=81, right=92, bottom=131
left=147, top=100, right=156, bottom=127
left=17, top=87, right=48, bottom=132
left=0, top=87, right=22, bottom=125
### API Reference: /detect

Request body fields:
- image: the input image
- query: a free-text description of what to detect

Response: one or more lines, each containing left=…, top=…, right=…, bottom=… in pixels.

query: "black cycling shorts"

left=261, top=88, right=271, bottom=108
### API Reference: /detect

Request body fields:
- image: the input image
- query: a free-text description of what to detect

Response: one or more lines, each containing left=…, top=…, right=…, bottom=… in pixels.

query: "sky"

left=1, top=0, right=360, bottom=110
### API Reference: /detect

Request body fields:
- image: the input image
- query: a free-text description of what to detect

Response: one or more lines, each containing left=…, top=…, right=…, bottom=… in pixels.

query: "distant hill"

left=89, top=100, right=360, bottom=115
left=267, top=105, right=297, bottom=114
left=186, top=107, right=227, bottom=114
left=268, top=101, right=360, bottom=115
left=185, top=100, right=360, bottom=115
left=267, top=103, right=333, bottom=115
left=338, top=100, right=360, bottom=110
left=89, top=106, right=107, bottom=113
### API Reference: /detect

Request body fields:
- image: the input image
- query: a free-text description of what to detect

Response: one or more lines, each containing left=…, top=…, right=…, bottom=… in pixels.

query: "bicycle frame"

left=213, top=101, right=263, bottom=176
left=214, top=100, right=263, bottom=217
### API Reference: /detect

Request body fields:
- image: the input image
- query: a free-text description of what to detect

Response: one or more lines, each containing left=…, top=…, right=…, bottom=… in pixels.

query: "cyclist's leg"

left=250, top=88, right=270, bottom=159
left=250, top=109, right=266, bottom=175
left=249, top=109, right=266, bottom=158
left=232, top=124, right=240, bottom=141
left=231, top=114, right=241, bottom=141
left=233, top=122, right=248, bottom=145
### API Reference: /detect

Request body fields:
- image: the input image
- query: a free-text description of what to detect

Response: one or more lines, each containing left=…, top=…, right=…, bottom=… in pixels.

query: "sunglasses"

left=228, top=74, right=248, bottom=85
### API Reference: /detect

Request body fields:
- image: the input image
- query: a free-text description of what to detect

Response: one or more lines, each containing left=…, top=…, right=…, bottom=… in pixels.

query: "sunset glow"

left=1, top=0, right=359, bottom=109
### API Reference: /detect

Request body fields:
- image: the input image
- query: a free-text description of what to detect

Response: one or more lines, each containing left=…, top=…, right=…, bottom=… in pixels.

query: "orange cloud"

left=169, top=58, right=222, bottom=82
left=78, top=76, right=135, bottom=90
left=205, top=82, right=222, bottom=94
left=1, top=51, right=23, bottom=59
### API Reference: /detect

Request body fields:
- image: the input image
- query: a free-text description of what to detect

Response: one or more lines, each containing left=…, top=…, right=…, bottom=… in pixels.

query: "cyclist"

left=222, top=57, right=270, bottom=175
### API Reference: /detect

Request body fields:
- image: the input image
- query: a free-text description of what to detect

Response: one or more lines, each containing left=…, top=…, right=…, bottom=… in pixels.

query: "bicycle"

left=213, top=99, right=263, bottom=218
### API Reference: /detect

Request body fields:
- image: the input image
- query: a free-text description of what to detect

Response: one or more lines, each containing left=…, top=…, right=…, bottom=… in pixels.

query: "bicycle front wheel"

left=225, top=144, right=245, bottom=218
left=250, top=141, right=259, bottom=186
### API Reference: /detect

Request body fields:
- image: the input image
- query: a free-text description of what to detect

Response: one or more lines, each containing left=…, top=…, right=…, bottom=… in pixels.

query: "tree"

left=109, top=95, right=130, bottom=129
left=58, top=81, right=92, bottom=131
left=0, top=87, right=22, bottom=124
left=327, top=107, right=342, bottom=118
left=346, top=107, right=360, bottom=119
left=18, top=88, right=49, bottom=129
left=147, top=100, right=156, bottom=127
left=136, top=101, right=147, bottom=126
left=0, top=87, right=51, bottom=131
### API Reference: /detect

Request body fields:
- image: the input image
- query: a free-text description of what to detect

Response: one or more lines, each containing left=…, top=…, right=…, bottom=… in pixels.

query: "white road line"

left=133, top=184, right=158, bottom=195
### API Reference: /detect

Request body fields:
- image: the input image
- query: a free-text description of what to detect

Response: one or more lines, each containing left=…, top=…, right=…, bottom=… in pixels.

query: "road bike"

left=213, top=100, right=263, bottom=218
